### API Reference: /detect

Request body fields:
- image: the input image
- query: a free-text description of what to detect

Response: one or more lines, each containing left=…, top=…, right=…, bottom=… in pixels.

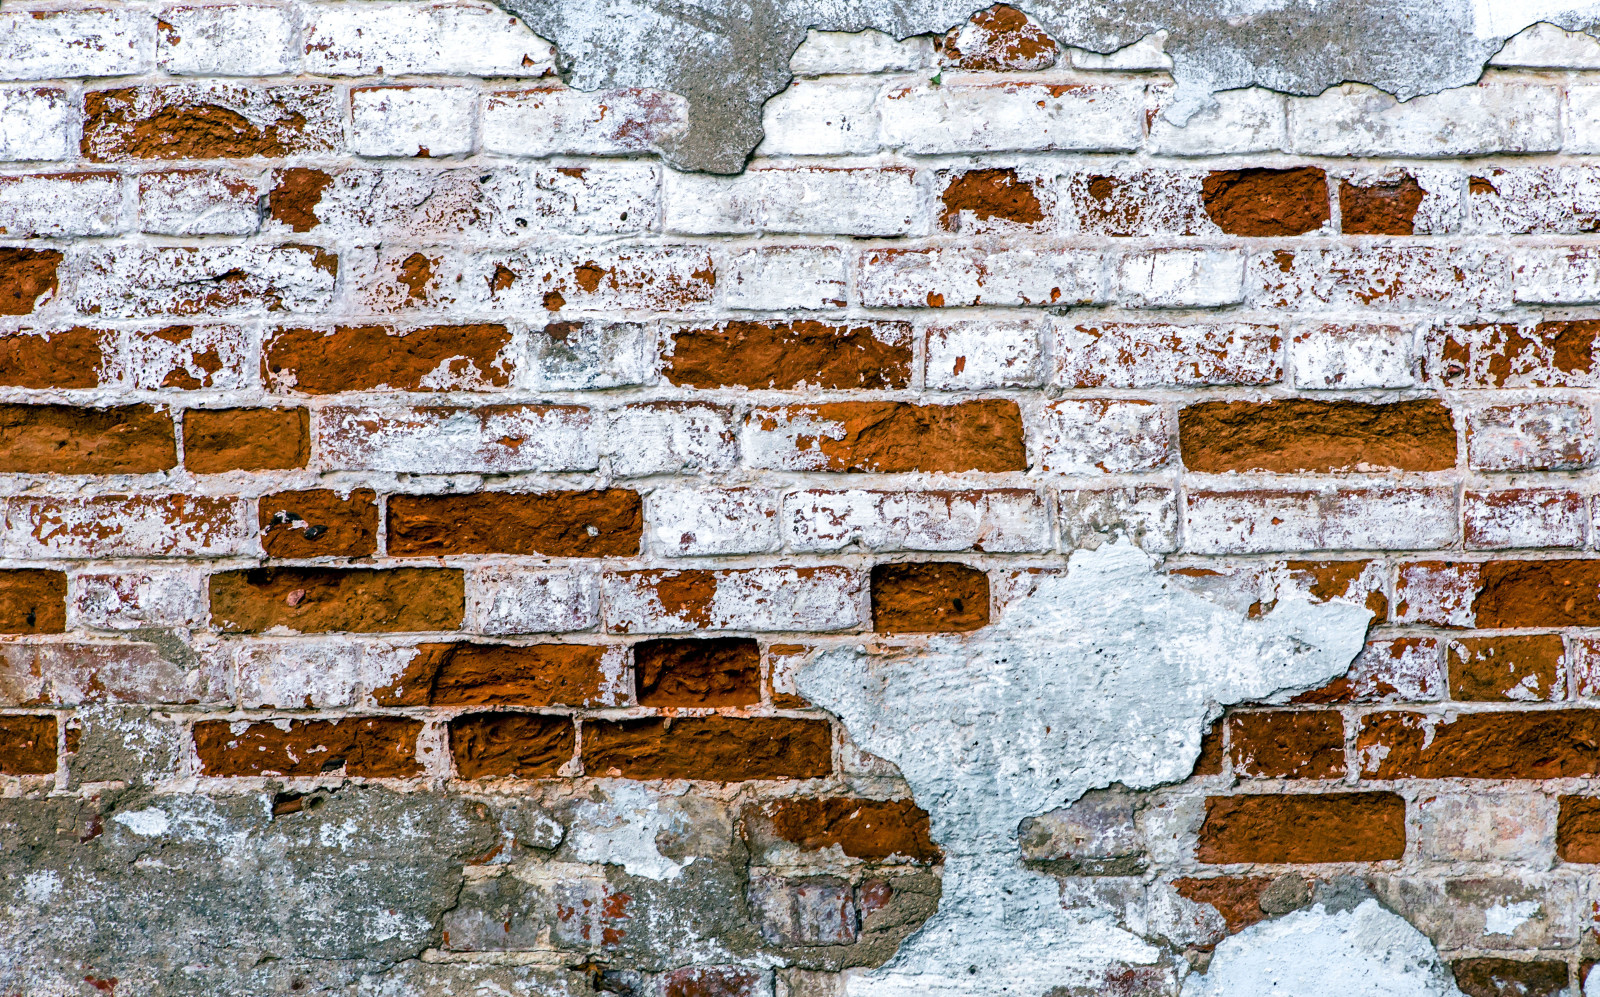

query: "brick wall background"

left=5, top=3, right=1600, bottom=995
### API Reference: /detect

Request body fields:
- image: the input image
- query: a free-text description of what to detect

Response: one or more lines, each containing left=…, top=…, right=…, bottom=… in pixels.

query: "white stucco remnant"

left=1483, top=899, right=1541, bottom=936
left=112, top=808, right=172, bottom=838
left=1189, top=900, right=1464, bottom=997
left=797, top=541, right=1372, bottom=997
left=567, top=784, right=696, bottom=881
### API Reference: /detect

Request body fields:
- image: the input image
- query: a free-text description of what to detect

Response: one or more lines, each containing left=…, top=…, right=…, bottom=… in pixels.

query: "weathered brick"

left=1054, top=321, right=1281, bottom=388
left=81, top=84, right=341, bottom=161
left=0, top=172, right=123, bottom=237
left=1178, top=399, right=1456, bottom=473
left=878, top=82, right=1142, bottom=153
left=1557, top=796, right=1600, bottom=862
left=1473, top=560, right=1600, bottom=628
left=1054, top=168, right=1212, bottom=236
left=582, top=716, right=832, bottom=781
left=482, top=87, right=688, bottom=157
left=317, top=405, right=597, bottom=473
left=1288, top=82, right=1561, bottom=156
left=758, top=79, right=881, bottom=156
left=0, top=87, right=75, bottom=161
left=1492, top=21, right=1600, bottom=68
left=210, top=567, right=464, bottom=633
left=70, top=567, right=206, bottom=630
left=1292, top=637, right=1444, bottom=704
left=1338, top=174, right=1427, bottom=235
left=871, top=562, right=989, bottom=634
left=350, top=86, right=475, bottom=158
left=194, top=717, right=423, bottom=777
left=221, top=638, right=375, bottom=709
left=303, top=2, right=555, bottom=77
left=0, top=403, right=174, bottom=473
left=663, top=167, right=921, bottom=237
left=1251, top=247, right=1509, bottom=311
left=748, top=875, right=857, bottom=946
left=0, top=494, right=247, bottom=558
left=647, top=487, right=780, bottom=557
left=0, top=247, right=61, bottom=315
left=938, top=167, right=1050, bottom=235
left=1448, top=635, right=1564, bottom=703
left=859, top=246, right=1100, bottom=308
left=1464, top=489, right=1586, bottom=550
left=1116, top=248, right=1245, bottom=308
left=1424, top=320, right=1600, bottom=388
left=75, top=244, right=337, bottom=318
left=1417, top=794, right=1553, bottom=864
left=1357, top=710, right=1600, bottom=779
left=924, top=319, right=1044, bottom=389
left=450, top=712, right=574, bottom=779
left=112, top=323, right=251, bottom=391
left=1035, top=399, right=1172, bottom=475
left=0, top=714, right=55, bottom=775
left=137, top=168, right=261, bottom=236
left=1058, top=486, right=1178, bottom=554
left=785, top=489, right=1048, bottom=554
left=259, top=489, right=378, bottom=559
left=1196, top=792, right=1405, bottom=863
left=1226, top=711, right=1345, bottom=779
left=184, top=407, right=308, bottom=474
left=1567, top=84, right=1600, bottom=153
left=466, top=566, right=597, bottom=635
left=1512, top=247, right=1600, bottom=305
left=1290, top=323, right=1415, bottom=390
left=157, top=4, right=299, bottom=76
left=662, top=967, right=764, bottom=997
left=0, top=328, right=105, bottom=388
left=940, top=5, right=1058, bottom=69
left=766, top=643, right=812, bottom=709
left=604, top=567, right=862, bottom=635
left=1145, top=86, right=1286, bottom=156
left=0, top=7, right=153, bottom=79
left=634, top=637, right=760, bottom=707
left=387, top=490, right=642, bottom=557
left=265, top=324, right=512, bottom=394
left=743, top=401, right=1027, bottom=473
left=526, top=319, right=653, bottom=390
left=0, top=638, right=225, bottom=705
left=1200, top=166, right=1330, bottom=236
left=1465, top=166, right=1600, bottom=235
left=753, top=797, right=937, bottom=863
left=665, top=319, right=911, bottom=390
left=1466, top=402, right=1597, bottom=472
left=1185, top=487, right=1456, bottom=554
left=0, top=569, right=65, bottom=633
left=375, top=642, right=617, bottom=708
left=1393, top=560, right=1481, bottom=627
left=722, top=246, right=848, bottom=311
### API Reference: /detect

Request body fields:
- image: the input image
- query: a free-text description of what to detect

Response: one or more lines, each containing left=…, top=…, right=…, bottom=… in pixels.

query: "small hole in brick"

left=952, top=598, right=965, bottom=613
left=301, top=525, right=327, bottom=541
left=320, top=756, right=345, bottom=773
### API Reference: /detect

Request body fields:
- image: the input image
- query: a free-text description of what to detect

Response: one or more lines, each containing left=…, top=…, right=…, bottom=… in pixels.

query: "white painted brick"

left=1465, top=166, right=1600, bottom=235
left=74, top=245, right=336, bottom=318
left=1567, top=84, right=1600, bottom=154
left=1034, top=399, right=1172, bottom=475
left=1418, top=794, right=1554, bottom=864
left=1513, top=247, right=1600, bottom=304
left=0, top=172, right=122, bottom=237
left=1252, top=246, right=1511, bottom=311
left=1466, top=401, right=1598, bottom=472
left=788, top=28, right=934, bottom=75
left=879, top=82, right=1142, bottom=154
left=0, top=639, right=228, bottom=705
left=138, top=169, right=263, bottom=236
left=0, top=7, right=153, bottom=80
left=1393, top=561, right=1480, bottom=627
left=605, top=402, right=739, bottom=477
left=1054, top=320, right=1282, bottom=388
left=647, top=487, right=780, bottom=557
left=157, top=4, right=298, bottom=76
left=757, top=80, right=881, bottom=156
left=0, top=495, right=249, bottom=558
left=1289, top=82, right=1561, bottom=157
left=1058, top=486, right=1178, bottom=553
left=70, top=568, right=207, bottom=630
left=467, top=566, right=597, bottom=635
left=1464, top=489, right=1586, bottom=550
left=723, top=246, right=847, bottom=311
left=1290, top=323, right=1416, bottom=389
left=1491, top=21, right=1600, bottom=68
left=107, top=324, right=253, bottom=391
left=316, top=405, right=598, bottom=473
left=604, top=566, right=863, bottom=634
left=1185, top=487, right=1457, bottom=554
left=924, top=319, right=1044, bottom=390
left=483, top=87, right=688, bottom=157
left=0, top=87, right=75, bottom=161
left=784, top=489, right=1049, bottom=553
left=525, top=320, right=654, bottom=391
left=858, top=246, right=1102, bottom=308
left=663, top=166, right=921, bottom=237
left=304, top=2, right=555, bottom=77
left=1145, top=86, right=1286, bottom=156
left=1116, top=249, right=1244, bottom=309
left=225, top=638, right=368, bottom=708
left=351, top=86, right=475, bottom=158
left=1070, top=32, right=1172, bottom=70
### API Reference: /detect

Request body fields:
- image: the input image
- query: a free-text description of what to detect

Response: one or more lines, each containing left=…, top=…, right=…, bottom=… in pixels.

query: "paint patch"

left=567, top=783, right=697, bottom=881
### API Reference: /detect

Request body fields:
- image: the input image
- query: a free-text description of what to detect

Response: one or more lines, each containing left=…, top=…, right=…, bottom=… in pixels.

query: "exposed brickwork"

left=582, top=716, right=833, bottom=781
left=871, top=562, right=990, bottom=633
left=183, top=407, right=309, bottom=473
left=1196, top=793, right=1406, bottom=863
left=633, top=637, right=761, bottom=707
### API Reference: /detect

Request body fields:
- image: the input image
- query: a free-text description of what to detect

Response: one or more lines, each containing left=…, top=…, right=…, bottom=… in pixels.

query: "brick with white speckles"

left=316, top=405, right=597, bottom=473
left=1054, top=320, right=1281, bottom=388
left=604, top=566, right=863, bottom=634
left=0, top=172, right=123, bottom=237
left=1186, top=487, right=1457, bottom=554
left=1466, top=401, right=1598, bottom=472
left=1513, top=247, right=1600, bottom=304
left=924, top=319, right=1044, bottom=390
left=1464, top=489, right=1586, bottom=550
left=467, top=566, right=598, bottom=635
left=1250, top=246, right=1510, bottom=311
left=648, top=487, right=780, bottom=557
left=73, top=244, right=337, bottom=318
left=784, top=489, right=1049, bottom=553
left=158, top=4, right=298, bottom=76
left=0, top=495, right=250, bottom=559
left=859, top=246, right=1101, bottom=308
left=1035, top=400, right=1172, bottom=475
left=138, top=169, right=263, bottom=236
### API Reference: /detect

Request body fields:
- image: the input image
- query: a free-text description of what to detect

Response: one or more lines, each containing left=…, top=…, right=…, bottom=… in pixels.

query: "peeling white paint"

left=1483, top=899, right=1540, bottom=936
left=798, top=541, right=1371, bottom=997
left=567, top=784, right=695, bottom=881
left=1189, top=900, right=1464, bottom=997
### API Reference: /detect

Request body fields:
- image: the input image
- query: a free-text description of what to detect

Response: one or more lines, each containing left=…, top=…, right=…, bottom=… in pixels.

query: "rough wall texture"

left=7, top=2, right=1600, bottom=995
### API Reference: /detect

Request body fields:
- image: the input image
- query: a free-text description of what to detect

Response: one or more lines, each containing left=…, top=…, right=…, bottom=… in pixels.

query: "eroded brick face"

left=8, top=11, right=1600, bottom=990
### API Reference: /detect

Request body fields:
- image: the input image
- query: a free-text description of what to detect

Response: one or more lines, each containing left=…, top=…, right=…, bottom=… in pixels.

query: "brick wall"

left=4, top=3, right=1600, bottom=994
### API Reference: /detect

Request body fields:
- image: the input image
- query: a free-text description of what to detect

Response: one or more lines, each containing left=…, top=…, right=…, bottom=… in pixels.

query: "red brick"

left=1196, top=792, right=1405, bottom=863
left=0, top=404, right=175, bottom=474
left=209, top=567, right=463, bottom=633
left=1227, top=711, right=1346, bottom=779
left=81, top=84, right=341, bottom=161
left=938, top=167, right=1047, bottom=233
left=664, top=319, right=912, bottom=390
left=582, top=717, right=832, bottom=781
left=0, top=248, right=62, bottom=316
left=263, top=324, right=513, bottom=393
left=746, top=401, right=1027, bottom=473
left=1425, top=319, right=1600, bottom=388
left=1557, top=796, right=1600, bottom=863
left=0, top=328, right=104, bottom=387
left=1447, top=635, right=1565, bottom=702
left=184, top=408, right=308, bottom=473
left=1449, top=958, right=1568, bottom=997
left=1339, top=176, right=1425, bottom=235
left=386, top=490, right=641, bottom=557
left=1178, top=399, right=1456, bottom=473
left=1171, top=877, right=1273, bottom=933
left=755, top=797, right=939, bottom=862
left=1357, top=710, right=1600, bottom=779
left=871, top=562, right=990, bottom=633
left=1474, top=560, right=1600, bottom=628
left=634, top=637, right=760, bottom=707
left=940, top=5, right=1059, bottom=71
left=662, top=967, right=762, bottom=997
left=0, top=570, right=66, bottom=634
left=1202, top=167, right=1330, bottom=236
left=193, top=717, right=423, bottom=777
left=259, top=489, right=378, bottom=558
left=374, top=643, right=608, bottom=707
left=0, top=714, right=56, bottom=775
left=449, top=712, right=574, bottom=779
